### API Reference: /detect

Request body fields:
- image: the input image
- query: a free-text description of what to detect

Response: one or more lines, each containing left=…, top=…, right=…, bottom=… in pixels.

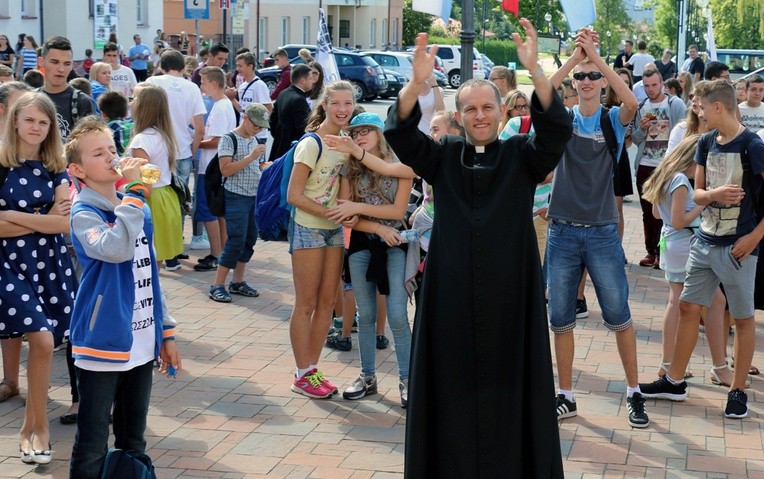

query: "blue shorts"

left=547, top=221, right=632, bottom=333
left=288, top=221, right=344, bottom=254
left=193, top=173, right=218, bottom=223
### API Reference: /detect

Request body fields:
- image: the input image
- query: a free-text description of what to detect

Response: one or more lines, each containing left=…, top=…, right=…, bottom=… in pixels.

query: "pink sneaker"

left=291, top=369, right=333, bottom=399
left=314, top=369, right=338, bottom=394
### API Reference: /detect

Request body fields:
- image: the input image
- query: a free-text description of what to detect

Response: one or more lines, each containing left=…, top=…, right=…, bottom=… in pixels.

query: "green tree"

left=651, top=0, right=678, bottom=49
left=713, top=0, right=763, bottom=48
left=402, top=0, right=434, bottom=46
left=592, top=0, right=631, bottom=60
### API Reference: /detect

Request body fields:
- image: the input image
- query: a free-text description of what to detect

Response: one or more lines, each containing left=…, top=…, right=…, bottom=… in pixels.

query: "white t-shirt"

left=629, top=53, right=655, bottom=77
left=237, top=76, right=272, bottom=141
left=639, top=96, right=671, bottom=167
left=75, top=230, right=156, bottom=372
left=199, top=98, right=236, bottom=172
left=110, top=64, right=137, bottom=99
left=417, top=88, right=440, bottom=135
left=739, top=102, right=764, bottom=131
left=146, top=74, right=207, bottom=159
left=127, top=127, right=173, bottom=187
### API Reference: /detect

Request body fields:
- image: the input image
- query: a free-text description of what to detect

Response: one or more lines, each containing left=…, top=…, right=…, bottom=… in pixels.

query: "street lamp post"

left=544, top=12, right=552, bottom=35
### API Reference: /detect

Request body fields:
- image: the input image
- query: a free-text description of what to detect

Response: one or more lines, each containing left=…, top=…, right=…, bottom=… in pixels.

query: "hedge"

left=428, top=35, right=520, bottom=67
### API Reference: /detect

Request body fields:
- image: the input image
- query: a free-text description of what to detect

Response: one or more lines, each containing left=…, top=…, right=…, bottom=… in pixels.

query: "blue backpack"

left=256, top=132, right=322, bottom=241
left=100, top=448, right=156, bottom=479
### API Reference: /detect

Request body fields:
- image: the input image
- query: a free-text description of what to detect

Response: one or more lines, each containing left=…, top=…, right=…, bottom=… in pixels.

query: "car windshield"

left=361, top=56, right=380, bottom=67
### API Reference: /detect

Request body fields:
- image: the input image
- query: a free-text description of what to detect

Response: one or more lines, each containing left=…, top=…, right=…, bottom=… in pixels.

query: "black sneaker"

left=725, top=389, right=748, bottom=418
left=164, top=258, right=182, bottom=271
left=376, top=334, right=389, bottom=350
left=627, top=392, right=649, bottom=428
left=325, top=331, right=352, bottom=351
left=194, top=255, right=218, bottom=271
left=343, top=374, right=377, bottom=400
left=639, top=376, right=688, bottom=401
left=556, top=394, right=577, bottom=419
left=575, top=298, right=589, bottom=319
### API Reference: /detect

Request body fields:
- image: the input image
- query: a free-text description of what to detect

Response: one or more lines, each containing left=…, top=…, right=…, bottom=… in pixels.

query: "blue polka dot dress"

left=0, top=160, right=77, bottom=342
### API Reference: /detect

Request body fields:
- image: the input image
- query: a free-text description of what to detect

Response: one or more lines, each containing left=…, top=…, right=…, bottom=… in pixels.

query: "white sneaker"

left=189, top=235, right=210, bottom=250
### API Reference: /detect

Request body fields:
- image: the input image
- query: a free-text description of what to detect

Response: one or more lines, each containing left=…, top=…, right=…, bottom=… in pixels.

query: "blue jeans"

left=547, top=221, right=631, bottom=333
left=69, top=361, right=154, bottom=479
left=176, top=157, right=192, bottom=188
left=219, top=190, right=258, bottom=269
left=348, top=247, right=412, bottom=380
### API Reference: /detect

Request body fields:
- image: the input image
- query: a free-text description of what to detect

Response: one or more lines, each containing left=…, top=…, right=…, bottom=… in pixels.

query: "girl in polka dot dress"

left=0, top=92, right=77, bottom=464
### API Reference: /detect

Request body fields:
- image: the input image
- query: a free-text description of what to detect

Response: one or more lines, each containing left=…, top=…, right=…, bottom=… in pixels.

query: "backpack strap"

left=598, top=106, right=619, bottom=166
left=738, top=128, right=763, bottom=220
left=518, top=115, right=532, bottom=134
left=300, top=132, right=323, bottom=162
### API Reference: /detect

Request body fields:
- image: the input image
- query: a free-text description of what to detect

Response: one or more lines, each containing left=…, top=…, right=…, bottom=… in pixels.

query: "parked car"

left=360, top=51, right=413, bottom=79
left=380, top=69, right=407, bottom=99
left=257, top=50, right=387, bottom=102
left=261, top=44, right=317, bottom=68
left=430, top=45, right=486, bottom=88
left=481, top=53, right=495, bottom=69
left=433, top=68, right=448, bottom=87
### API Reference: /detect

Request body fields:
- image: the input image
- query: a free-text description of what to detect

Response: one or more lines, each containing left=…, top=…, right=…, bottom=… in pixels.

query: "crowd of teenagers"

left=1, top=19, right=764, bottom=478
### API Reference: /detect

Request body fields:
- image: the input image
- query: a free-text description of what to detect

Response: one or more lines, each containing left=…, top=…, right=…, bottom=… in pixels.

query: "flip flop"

left=0, top=379, right=19, bottom=402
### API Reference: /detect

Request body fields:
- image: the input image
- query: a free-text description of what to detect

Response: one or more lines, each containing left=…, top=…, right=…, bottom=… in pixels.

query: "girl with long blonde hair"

left=0, top=92, right=76, bottom=464
left=499, top=89, right=529, bottom=132
left=325, top=113, right=413, bottom=406
left=88, top=62, right=112, bottom=108
left=286, top=80, right=355, bottom=399
left=126, top=83, right=182, bottom=267
left=642, top=134, right=730, bottom=384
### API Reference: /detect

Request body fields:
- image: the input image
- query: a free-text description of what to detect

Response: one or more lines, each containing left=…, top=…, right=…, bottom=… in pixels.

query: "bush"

left=427, top=36, right=519, bottom=68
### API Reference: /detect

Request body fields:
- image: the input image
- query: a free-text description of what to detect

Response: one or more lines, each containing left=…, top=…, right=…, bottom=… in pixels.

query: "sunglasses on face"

left=573, top=71, right=604, bottom=81
left=350, top=127, right=373, bottom=139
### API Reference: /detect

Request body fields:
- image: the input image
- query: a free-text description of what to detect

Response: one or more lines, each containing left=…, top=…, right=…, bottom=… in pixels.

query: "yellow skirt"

left=146, top=185, right=183, bottom=261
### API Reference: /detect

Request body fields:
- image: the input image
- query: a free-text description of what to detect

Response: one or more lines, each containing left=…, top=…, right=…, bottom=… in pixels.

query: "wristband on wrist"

left=529, top=64, right=545, bottom=80
left=125, top=181, right=148, bottom=198
left=360, top=149, right=366, bottom=161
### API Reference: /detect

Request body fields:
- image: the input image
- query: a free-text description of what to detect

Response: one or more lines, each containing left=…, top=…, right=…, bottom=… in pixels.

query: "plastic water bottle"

left=399, top=229, right=419, bottom=243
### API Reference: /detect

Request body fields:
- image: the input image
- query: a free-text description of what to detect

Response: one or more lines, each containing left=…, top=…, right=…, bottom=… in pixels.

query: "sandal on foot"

left=208, top=285, right=232, bottom=303
left=750, top=366, right=760, bottom=376
left=0, top=379, right=19, bottom=402
left=658, top=362, right=693, bottom=379
left=229, top=281, right=259, bottom=297
left=710, top=363, right=750, bottom=388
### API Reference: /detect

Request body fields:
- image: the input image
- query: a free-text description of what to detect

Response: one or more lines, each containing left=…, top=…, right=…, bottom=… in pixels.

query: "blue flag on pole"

left=559, top=0, right=596, bottom=32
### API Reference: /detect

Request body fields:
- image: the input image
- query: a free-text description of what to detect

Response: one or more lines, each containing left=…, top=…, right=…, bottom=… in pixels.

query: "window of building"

left=302, top=17, right=310, bottom=44
left=281, top=17, right=289, bottom=46
left=382, top=19, right=388, bottom=47
left=21, top=0, right=36, bottom=17
left=370, top=19, right=376, bottom=48
left=392, top=18, right=399, bottom=48
left=137, top=0, right=148, bottom=25
left=259, top=17, right=268, bottom=55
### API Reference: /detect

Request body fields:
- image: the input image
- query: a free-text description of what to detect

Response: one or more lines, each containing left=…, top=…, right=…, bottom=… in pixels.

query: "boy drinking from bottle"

left=65, top=117, right=181, bottom=478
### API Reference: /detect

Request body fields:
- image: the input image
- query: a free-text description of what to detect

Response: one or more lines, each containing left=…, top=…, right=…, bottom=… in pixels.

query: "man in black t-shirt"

left=613, top=40, right=633, bottom=73
left=38, top=36, right=92, bottom=142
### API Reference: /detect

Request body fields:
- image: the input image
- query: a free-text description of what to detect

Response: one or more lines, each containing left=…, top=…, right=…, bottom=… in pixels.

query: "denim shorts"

left=547, top=221, right=631, bottom=333
left=680, top=236, right=758, bottom=319
left=289, top=222, right=344, bottom=253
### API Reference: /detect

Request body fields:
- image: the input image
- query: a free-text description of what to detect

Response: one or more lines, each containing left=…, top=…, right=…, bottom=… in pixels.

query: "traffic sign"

left=219, top=0, right=230, bottom=9
left=184, top=0, right=210, bottom=19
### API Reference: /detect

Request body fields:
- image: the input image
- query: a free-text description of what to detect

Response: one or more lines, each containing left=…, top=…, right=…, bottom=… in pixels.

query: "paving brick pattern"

left=1, top=150, right=764, bottom=478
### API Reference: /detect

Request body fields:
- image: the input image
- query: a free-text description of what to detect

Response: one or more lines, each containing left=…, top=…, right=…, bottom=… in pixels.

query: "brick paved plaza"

left=1, top=183, right=764, bottom=478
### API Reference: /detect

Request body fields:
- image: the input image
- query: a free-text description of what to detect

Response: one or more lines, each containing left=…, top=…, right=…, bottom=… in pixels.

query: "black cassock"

left=384, top=92, right=572, bottom=479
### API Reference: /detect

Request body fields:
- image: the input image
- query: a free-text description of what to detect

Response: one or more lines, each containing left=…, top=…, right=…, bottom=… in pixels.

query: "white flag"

left=317, top=8, right=340, bottom=84
left=412, top=0, right=451, bottom=23
left=706, top=14, right=717, bottom=62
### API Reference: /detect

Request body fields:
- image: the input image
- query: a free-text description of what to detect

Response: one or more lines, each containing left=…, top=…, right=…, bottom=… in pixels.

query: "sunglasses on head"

left=573, top=71, right=604, bottom=81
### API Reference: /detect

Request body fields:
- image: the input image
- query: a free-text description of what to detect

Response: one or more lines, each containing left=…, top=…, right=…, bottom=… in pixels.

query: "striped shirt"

left=21, top=48, right=36, bottom=70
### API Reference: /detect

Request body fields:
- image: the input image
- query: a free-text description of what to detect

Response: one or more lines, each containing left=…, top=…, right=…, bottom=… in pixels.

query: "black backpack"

left=204, top=132, right=238, bottom=217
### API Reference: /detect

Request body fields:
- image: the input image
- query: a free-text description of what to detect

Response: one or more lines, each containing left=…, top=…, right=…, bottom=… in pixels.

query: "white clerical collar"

left=475, top=145, right=485, bottom=153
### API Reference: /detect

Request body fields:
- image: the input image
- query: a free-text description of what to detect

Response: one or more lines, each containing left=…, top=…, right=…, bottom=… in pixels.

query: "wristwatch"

left=529, top=64, right=544, bottom=80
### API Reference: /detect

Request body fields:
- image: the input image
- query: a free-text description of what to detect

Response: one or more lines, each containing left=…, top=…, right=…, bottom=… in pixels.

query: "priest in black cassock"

left=384, top=19, right=572, bottom=478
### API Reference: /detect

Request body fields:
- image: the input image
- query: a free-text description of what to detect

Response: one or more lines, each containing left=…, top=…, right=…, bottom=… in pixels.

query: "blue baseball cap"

left=348, top=112, right=385, bottom=131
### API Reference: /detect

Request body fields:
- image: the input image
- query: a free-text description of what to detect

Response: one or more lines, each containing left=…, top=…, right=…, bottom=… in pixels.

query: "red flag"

left=502, top=0, right=519, bottom=16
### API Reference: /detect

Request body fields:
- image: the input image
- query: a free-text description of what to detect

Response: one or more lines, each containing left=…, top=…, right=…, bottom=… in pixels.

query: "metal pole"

left=481, top=0, right=486, bottom=53
left=677, top=0, right=688, bottom=68
left=256, top=0, right=260, bottom=66
left=460, top=0, right=475, bottom=86
left=195, top=19, right=200, bottom=59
